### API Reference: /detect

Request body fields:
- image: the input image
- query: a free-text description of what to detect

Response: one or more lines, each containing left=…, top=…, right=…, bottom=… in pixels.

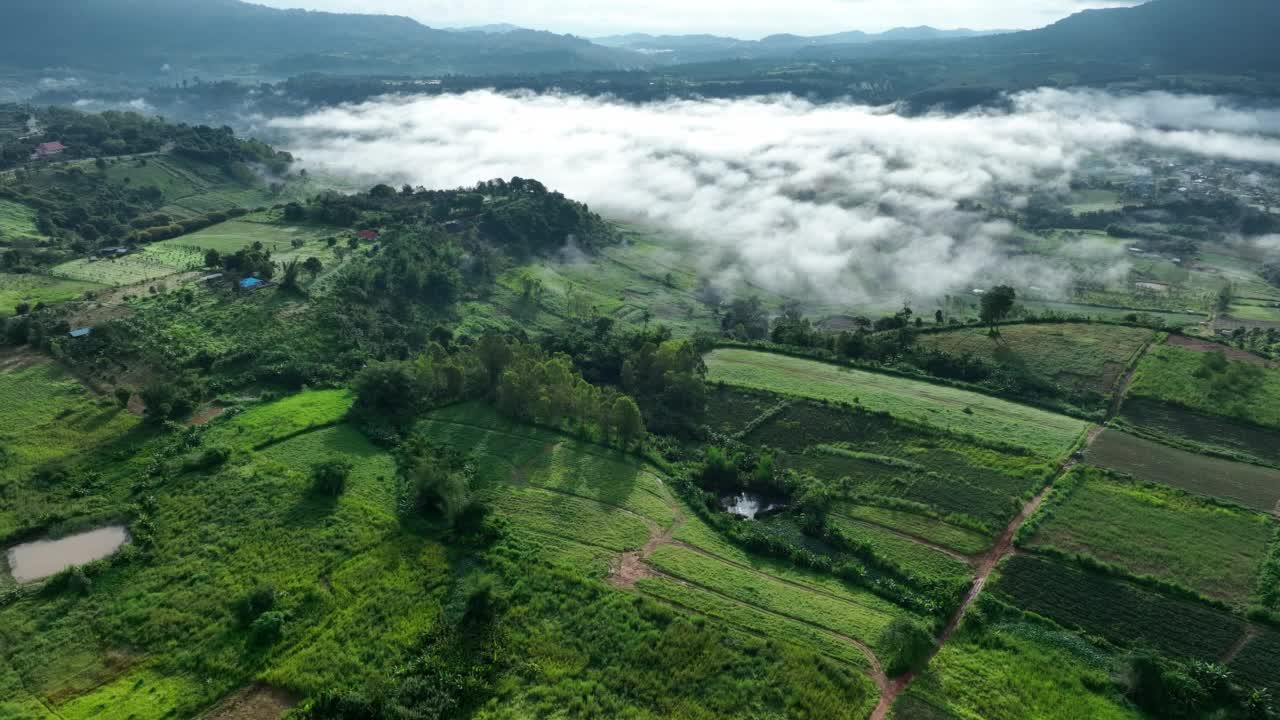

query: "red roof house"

left=30, top=141, right=66, bottom=159
left=357, top=230, right=379, bottom=240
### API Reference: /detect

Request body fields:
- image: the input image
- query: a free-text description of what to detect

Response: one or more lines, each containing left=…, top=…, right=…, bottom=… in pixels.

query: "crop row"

left=993, top=555, right=1242, bottom=662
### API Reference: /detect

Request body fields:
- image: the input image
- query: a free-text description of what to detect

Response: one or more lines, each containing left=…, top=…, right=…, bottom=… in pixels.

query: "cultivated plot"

left=706, top=348, right=1089, bottom=458
left=1087, top=429, right=1280, bottom=514
left=1025, top=468, right=1274, bottom=606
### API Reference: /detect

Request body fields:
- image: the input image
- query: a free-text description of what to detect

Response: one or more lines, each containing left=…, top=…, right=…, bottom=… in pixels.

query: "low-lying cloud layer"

left=271, top=89, right=1280, bottom=305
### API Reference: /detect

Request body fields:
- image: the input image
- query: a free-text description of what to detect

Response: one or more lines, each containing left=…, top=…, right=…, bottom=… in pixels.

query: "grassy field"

left=993, top=555, right=1244, bottom=662
left=0, top=273, right=104, bottom=317
left=647, top=544, right=904, bottom=648
left=837, top=505, right=992, bottom=555
left=0, top=198, right=40, bottom=239
left=0, top=359, right=140, bottom=540
left=1126, top=343, right=1280, bottom=431
left=707, top=348, right=1089, bottom=458
left=902, top=621, right=1140, bottom=720
left=826, top=515, right=973, bottom=597
left=205, top=389, right=353, bottom=449
left=163, top=219, right=338, bottom=257
left=915, top=323, right=1154, bottom=396
left=1025, top=468, right=1274, bottom=606
left=1087, top=429, right=1280, bottom=513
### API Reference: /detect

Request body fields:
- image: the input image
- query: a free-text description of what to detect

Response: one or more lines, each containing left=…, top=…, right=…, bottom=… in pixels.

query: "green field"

left=1126, top=343, right=1280, bottom=431
left=0, top=198, right=41, bottom=239
left=827, top=515, right=974, bottom=597
left=915, top=323, right=1154, bottom=396
left=50, top=245, right=205, bottom=286
left=163, top=219, right=338, bottom=257
left=0, top=360, right=140, bottom=539
left=1087, top=429, right=1280, bottom=513
left=0, top=273, right=104, bottom=317
left=902, top=621, right=1140, bottom=720
left=1026, top=468, right=1274, bottom=606
left=648, top=543, right=905, bottom=647
left=837, top=505, right=992, bottom=555
left=205, top=389, right=353, bottom=449
left=993, top=554, right=1244, bottom=662
left=707, top=349, right=1089, bottom=458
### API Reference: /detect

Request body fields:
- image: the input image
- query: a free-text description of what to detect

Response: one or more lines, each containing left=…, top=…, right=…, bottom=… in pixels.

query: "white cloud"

left=270, top=89, right=1280, bottom=305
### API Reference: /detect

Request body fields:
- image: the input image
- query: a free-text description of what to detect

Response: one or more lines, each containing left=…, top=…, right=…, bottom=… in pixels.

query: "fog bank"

left=271, top=89, right=1280, bottom=304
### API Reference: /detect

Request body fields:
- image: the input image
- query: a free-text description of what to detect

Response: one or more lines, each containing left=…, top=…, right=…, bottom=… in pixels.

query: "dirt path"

left=1222, top=625, right=1260, bottom=665
left=1107, top=337, right=1157, bottom=422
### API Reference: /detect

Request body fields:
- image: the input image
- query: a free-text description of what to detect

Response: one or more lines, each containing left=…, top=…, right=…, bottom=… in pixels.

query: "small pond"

left=719, top=493, right=787, bottom=520
left=6, top=526, right=131, bottom=583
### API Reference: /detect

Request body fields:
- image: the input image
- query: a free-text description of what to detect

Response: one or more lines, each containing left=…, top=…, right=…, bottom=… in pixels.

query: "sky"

left=252, top=0, right=1144, bottom=39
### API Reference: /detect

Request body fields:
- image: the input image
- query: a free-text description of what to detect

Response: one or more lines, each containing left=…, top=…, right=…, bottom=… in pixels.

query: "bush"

left=250, top=610, right=286, bottom=645
left=235, top=584, right=277, bottom=626
left=311, top=458, right=353, bottom=497
left=184, top=446, right=230, bottom=471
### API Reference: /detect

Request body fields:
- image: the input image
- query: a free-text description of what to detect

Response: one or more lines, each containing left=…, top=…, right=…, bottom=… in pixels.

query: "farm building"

left=199, top=273, right=224, bottom=282
left=358, top=229, right=380, bottom=240
left=68, top=327, right=92, bottom=339
left=30, top=141, right=66, bottom=159
left=240, top=277, right=266, bottom=290
left=443, top=220, right=465, bottom=233
left=98, top=246, right=130, bottom=258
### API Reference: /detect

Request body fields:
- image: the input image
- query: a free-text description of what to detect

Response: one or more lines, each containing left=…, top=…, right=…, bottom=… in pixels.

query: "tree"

left=302, top=256, right=323, bottom=279
left=113, top=387, right=132, bottom=408
left=612, top=396, right=644, bottom=449
left=204, top=249, right=221, bottom=269
left=279, top=258, right=302, bottom=292
left=979, top=285, right=1016, bottom=335
left=878, top=617, right=936, bottom=677
left=311, top=459, right=352, bottom=497
left=411, top=453, right=470, bottom=524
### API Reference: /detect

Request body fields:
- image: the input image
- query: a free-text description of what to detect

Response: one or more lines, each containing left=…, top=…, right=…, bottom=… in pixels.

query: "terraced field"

left=1087, top=429, right=1280, bottom=513
left=706, top=348, right=1088, bottom=458
left=0, top=198, right=41, bottom=239
left=915, top=323, right=1154, bottom=395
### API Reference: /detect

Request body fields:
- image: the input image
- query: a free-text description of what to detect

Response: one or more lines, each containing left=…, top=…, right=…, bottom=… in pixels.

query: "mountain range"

left=1, top=0, right=1278, bottom=80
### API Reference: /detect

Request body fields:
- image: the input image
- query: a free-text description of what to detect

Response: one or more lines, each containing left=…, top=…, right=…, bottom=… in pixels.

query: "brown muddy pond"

left=6, top=526, right=130, bottom=582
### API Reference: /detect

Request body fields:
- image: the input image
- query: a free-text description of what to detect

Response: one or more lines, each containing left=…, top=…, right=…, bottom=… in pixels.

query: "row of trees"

left=351, top=334, right=649, bottom=450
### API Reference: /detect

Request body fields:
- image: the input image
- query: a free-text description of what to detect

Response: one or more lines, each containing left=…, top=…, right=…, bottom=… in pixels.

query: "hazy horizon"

left=250, top=0, right=1145, bottom=39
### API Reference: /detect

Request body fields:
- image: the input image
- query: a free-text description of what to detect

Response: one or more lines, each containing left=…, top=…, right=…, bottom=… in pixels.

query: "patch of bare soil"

left=0, top=347, right=47, bottom=373
left=202, top=684, right=297, bottom=720
left=187, top=403, right=226, bottom=426
left=1166, top=334, right=1273, bottom=368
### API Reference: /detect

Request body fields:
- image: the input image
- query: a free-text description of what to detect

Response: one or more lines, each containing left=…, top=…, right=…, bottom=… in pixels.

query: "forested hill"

left=0, top=0, right=647, bottom=76
left=969, top=0, right=1280, bottom=73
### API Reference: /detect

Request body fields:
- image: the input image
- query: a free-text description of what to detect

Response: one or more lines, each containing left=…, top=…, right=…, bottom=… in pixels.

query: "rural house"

left=30, top=141, right=66, bottom=159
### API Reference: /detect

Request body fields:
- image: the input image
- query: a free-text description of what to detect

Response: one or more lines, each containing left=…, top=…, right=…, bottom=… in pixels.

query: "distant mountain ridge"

left=0, top=0, right=647, bottom=76
left=593, top=26, right=1009, bottom=60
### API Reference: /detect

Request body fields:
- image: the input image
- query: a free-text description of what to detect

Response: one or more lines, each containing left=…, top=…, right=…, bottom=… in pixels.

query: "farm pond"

left=5, top=525, right=130, bottom=582
left=720, top=492, right=788, bottom=520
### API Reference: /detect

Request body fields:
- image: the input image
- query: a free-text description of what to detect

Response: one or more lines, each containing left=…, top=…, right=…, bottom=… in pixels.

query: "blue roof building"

left=69, top=328, right=92, bottom=339
left=240, top=277, right=265, bottom=290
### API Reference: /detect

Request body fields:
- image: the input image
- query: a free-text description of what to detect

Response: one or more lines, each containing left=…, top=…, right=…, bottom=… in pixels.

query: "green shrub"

left=311, top=458, right=353, bottom=497
left=250, top=610, right=286, bottom=645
